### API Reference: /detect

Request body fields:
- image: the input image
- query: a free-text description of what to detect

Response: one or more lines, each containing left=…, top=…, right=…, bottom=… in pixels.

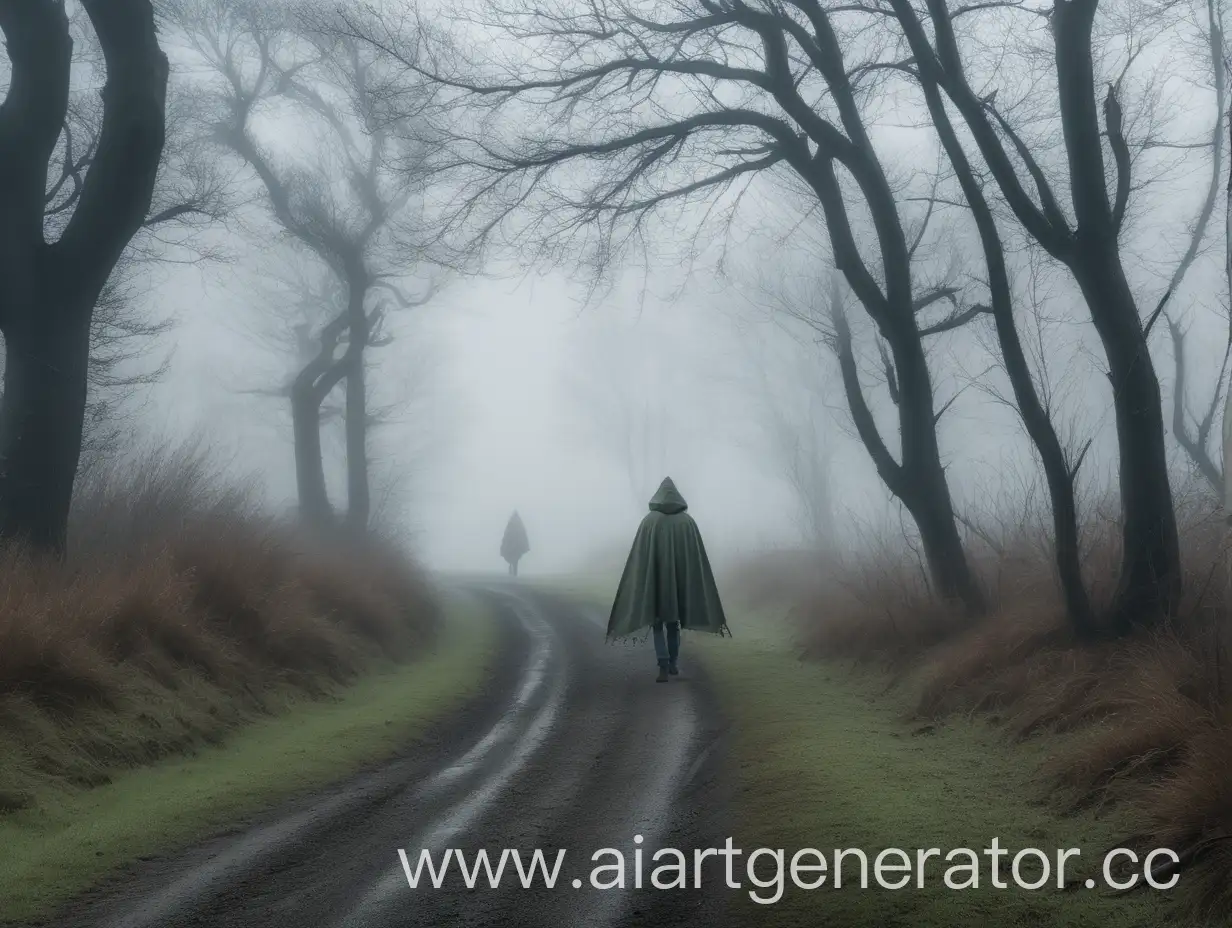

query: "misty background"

left=80, top=0, right=1232, bottom=580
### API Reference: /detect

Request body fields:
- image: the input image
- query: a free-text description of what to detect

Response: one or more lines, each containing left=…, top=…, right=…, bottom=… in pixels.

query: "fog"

left=34, top=0, right=1231, bottom=591
left=146, top=227, right=1225, bottom=581
left=148, top=255, right=835, bottom=573
left=139, top=180, right=1231, bottom=580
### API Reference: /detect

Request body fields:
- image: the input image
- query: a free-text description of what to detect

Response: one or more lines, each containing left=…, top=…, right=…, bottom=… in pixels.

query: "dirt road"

left=54, top=581, right=732, bottom=928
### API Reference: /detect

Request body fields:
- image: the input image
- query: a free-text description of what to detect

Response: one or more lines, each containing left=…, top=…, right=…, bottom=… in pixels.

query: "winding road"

left=55, top=581, right=733, bottom=928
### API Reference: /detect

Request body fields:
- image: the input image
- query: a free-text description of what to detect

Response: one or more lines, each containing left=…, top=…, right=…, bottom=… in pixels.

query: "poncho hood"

left=648, top=477, right=688, bottom=515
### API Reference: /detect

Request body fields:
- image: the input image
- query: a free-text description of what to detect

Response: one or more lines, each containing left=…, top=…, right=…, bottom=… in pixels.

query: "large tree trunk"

left=799, top=104, right=984, bottom=615
left=892, top=334, right=986, bottom=613
left=287, top=311, right=351, bottom=530
left=914, top=68, right=1095, bottom=636
left=907, top=471, right=980, bottom=605
left=287, top=273, right=375, bottom=536
left=344, top=351, right=370, bottom=531
left=290, top=374, right=335, bottom=529
left=1073, top=253, right=1182, bottom=629
left=0, top=0, right=168, bottom=556
left=0, top=302, right=92, bottom=553
left=831, top=302, right=985, bottom=614
left=1053, top=0, right=1179, bottom=623
left=888, top=0, right=1183, bottom=630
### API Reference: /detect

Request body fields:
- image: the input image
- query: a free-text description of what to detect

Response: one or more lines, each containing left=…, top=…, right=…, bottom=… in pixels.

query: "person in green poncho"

left=606, top=477, right=731, bottom=682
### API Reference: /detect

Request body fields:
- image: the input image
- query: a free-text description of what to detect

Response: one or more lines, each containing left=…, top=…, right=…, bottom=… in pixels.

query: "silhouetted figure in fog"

left=501, top=511, right=530, bottom=577
left=606, top=478, right=731, bottom=682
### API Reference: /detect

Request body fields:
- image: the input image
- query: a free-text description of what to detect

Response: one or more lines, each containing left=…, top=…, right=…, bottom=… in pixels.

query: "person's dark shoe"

left=668, top=662, right=679, bottom=675
left=656, top=663, right=669, bottom=683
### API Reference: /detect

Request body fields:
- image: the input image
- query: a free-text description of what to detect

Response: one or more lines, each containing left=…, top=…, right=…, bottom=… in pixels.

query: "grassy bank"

left=692, top=613, right=1182, bottom=927
left=749, top=483, right=1232, bottom=919
left=1, top=444, right=441, bottom=817
left=0, top=441, right=497, bottom=924
left=0, top=595, right=497, bottom=924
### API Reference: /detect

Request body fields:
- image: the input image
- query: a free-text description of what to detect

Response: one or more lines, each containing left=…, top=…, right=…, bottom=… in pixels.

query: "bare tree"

left=348, top=0, right=989, bottom=613
left=166, top=0, right=444, bottom=531
left=888, top=0, right=1201, bottom=629
left=1163, top=0, right=1228, bottom=496
left=234, top=248, right=438, bottom=500
left=886, top=35, right=1098, bottom=634
left=0, top=2, right=207, bottom=554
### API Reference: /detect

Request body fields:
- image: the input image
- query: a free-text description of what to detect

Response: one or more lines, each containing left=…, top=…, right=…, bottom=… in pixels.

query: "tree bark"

left=912, top=60, right=1095, bottom=636
left=1073, top=253, right=1182, bottom=629
left=290, top=376, right=335, bottom=529
left=0, top=302, right=92, bottom=552
left=1053, top=4, right=1180, bottom=625
left=801, top=140, right=984, bottom=614
left=285, top=273, right=379, bottom=536
left=287, top=311, right=349, bottom=528
left=892, top=332, right=985, bottom=611
left=344, top=355, right=370, bottom=531
left=890, top=0, right=1183, bottom=628
left=830, top=298, right=985, bottom=613
left=0, top=0, right=168, bottom=556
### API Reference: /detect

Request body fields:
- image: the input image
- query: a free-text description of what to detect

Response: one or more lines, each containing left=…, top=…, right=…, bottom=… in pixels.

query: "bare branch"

left=912, top=286, right=960, bottom=313
left=1103, top=84, right=1131, bottom=231
left=919, top=303, right=992, bottom=337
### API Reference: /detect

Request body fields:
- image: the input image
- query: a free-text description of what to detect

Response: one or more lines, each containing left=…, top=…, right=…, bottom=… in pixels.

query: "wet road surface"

left=52, top=582, right=732, bottom=928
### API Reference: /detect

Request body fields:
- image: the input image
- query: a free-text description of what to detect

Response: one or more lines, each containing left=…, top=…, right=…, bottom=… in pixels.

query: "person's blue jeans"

left=652, top=621, right=680, bottom=667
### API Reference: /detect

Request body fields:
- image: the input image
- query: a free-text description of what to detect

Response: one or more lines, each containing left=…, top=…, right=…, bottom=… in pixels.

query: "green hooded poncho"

left=606, top=477, right=731, bottom=641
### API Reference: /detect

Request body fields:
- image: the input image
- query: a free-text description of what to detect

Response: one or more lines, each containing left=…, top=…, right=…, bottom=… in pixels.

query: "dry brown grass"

left=0, top=441, right=438, bottom=815
left=769, top=478, right=1232, bottom=918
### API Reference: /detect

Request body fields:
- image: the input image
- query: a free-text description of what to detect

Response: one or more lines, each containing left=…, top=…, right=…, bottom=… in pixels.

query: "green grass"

left=530, top=571, right=617, bottom=602
left=507, top=577, right=1194, bottom=924
left=0, top=594, right=498, bottom=925
left=690, top=609, right=1190, bottom=927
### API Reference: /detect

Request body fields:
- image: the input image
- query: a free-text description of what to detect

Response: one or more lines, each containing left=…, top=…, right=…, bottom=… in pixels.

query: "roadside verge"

left=540, top=579, right=1182, bottom=927
left=0, top=593, right=497, bottom=925
left=691, top=610, right=1181, bottom=927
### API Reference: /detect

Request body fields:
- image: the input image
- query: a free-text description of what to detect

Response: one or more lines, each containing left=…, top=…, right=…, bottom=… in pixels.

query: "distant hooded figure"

left=607, top=477, right=731, bottom=682
left=501, top=511, right=530, bottom=576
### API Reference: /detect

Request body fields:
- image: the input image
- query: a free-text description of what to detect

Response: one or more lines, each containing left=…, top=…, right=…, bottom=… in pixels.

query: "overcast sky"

left=123, top=0, right=1232, bottom=578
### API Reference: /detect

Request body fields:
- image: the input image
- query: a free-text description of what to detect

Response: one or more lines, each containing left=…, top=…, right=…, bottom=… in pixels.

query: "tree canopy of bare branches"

left=165, top=0, right=449, bottom=532
left=347, top=0, right=1232, bottom=630
left=886, top=0, right=1212, bottom=628
left=344, top=0, right=996, bottom=611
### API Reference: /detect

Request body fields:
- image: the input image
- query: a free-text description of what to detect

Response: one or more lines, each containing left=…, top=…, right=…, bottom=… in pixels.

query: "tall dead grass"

left=778, top=478, right=1232, bottom=917
left=0, top=440, right=438, bottom=814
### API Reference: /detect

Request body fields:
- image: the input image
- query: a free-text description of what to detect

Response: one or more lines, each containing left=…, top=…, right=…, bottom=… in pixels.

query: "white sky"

left=122, top=0, right=1232, bottom=578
